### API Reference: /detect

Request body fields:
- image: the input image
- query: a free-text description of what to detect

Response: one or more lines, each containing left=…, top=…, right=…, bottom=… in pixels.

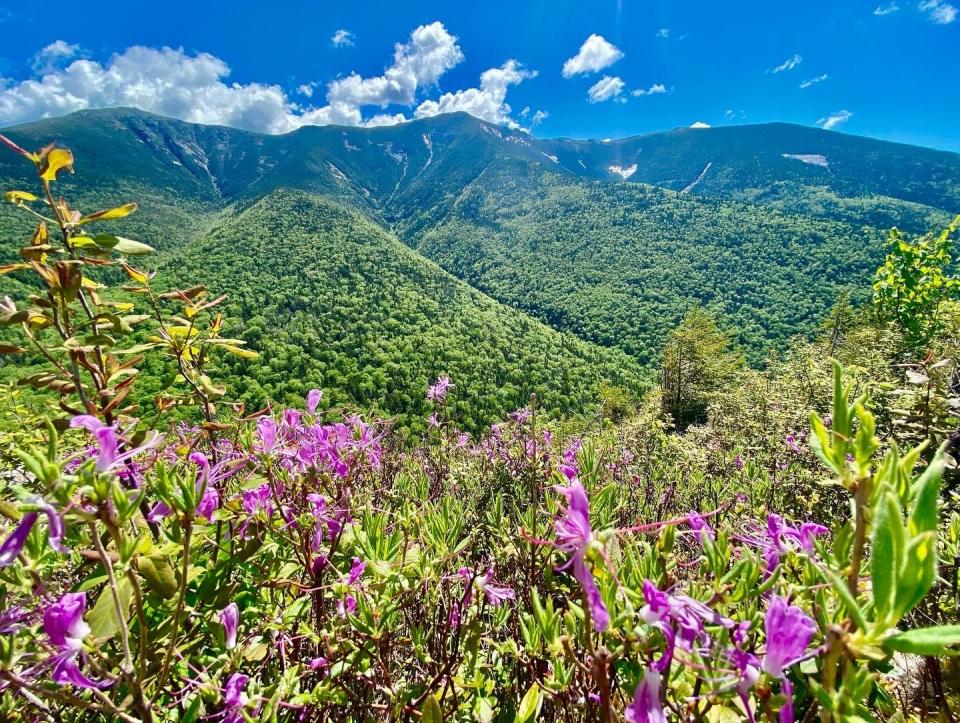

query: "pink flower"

left=69, top=416, right=162, bottom=477
left=43, top=592, right=107, bottom=689
left=0, top=497, right=67, bottom=568
left=306, top=389, right=323, bottom=414
left=219, top=603, right=239, bottom=650
left=256, top=417, right=278, bottom=454
left=222, top=672, right=249, bottom=723
left=426, top=376, right=453, bottom=402
left=554, top=481, right=609, bottom=632
left=625, top=669, right=667, bottom=723
left=762, top=596, right=816, bottom=678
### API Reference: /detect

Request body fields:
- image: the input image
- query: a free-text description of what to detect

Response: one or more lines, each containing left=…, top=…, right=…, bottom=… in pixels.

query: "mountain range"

left=1, top=108, right=958, bottom=429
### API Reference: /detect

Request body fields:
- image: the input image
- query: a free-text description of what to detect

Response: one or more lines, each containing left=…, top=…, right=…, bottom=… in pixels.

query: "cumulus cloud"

left=817, top=109, right=853, bottom=130
left=327, top=22, right=463, bottom=109
left=0, top=46, right=306, bottom=133
left=919, top=0, right=958, bottom=23
left=414, top=60, right=535, bottom=128
left=0, top=22, right=536, bottom=132
left=562, top=34, right=623, bottom=78
left=331, top=29, right=354, bottom=47
left=632, top=83, right=667, bottom=97
left=690, top=121, right=711, bottom=128
left=874, top=1, right=900, bottom=14
left=586, top=75, right=625, bottom=103
left=31, top=40, right=81, bottom=75
left=769, top=53, right=802, bottom=73
left=799, top=73, right=828, bottom=89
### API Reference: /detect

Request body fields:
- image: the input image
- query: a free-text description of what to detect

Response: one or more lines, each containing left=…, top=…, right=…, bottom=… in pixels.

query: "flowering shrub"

left=1, top=140, right=960, bottom=722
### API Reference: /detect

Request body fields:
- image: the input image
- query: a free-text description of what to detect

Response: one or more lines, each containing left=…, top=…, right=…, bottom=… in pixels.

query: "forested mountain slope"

left=402, top=164, right=900, bottom=364
left=144, top=191, right=646, bottom=432
left=1, top=107, right=958, bottom=392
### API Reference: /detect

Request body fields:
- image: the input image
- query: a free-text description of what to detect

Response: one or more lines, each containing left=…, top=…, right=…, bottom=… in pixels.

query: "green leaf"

left=92, top=235, right=154, bottom=255
left=137, top=553, right=179, bottom=599
left=223, top=345, right=259, bottom=359
left=893, top=532, right=937, bottom=619
left=421, top=694, right=443, bottom=723
left=87, top=577, right=133, bottom=641
left=870, top=488, right=902, bottom=617
left=78, top=202, right=138, bottom=224
left=820, top=565, right=868, bottom=630
left=909, top=442, right=946, bottom=535
left=515, top=684, right=543, bottom=723
left=885, top=625, right=960, bottom=655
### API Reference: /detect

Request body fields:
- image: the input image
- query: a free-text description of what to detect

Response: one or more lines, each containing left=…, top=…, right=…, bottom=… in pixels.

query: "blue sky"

left=0, top=0, right=957, bottom=150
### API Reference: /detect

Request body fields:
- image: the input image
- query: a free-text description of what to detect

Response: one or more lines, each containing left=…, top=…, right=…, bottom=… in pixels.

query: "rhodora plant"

left=0, top=138, right=959, bottom=723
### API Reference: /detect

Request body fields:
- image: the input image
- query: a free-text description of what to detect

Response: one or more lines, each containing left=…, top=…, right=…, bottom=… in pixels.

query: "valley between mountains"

left=1, top=107, right=958, bottom=431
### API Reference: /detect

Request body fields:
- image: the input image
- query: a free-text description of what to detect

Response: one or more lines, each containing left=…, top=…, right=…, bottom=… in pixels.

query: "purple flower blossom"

left=763, top=515, right=828, bottom=572
left=640, top=580, right=734, bottom=667
left=625, top=669, right=667, bottom=723
left=306, top=389, right=323, bottom=414
left=427, top=413, right=440, bottom=428
left=553, top=481, right=609, bottom=632
left=475, top=570, right=515, bottom=606
left=337, top=595, right=357, bottom=617
left=449, top=567, right=515, bottom=626
left=220, top=603, right=239, bottom=650
left=346, top=557, right=365, bottom=586
left=687, top=511, right=713, bottom=543
left=0, top=605, right=31, bottom=634
left=762, top=596, right=816, bottom=678
left=145, top=501, right=172, bottom=523
left=0, top=497, right=67, bottom=567
left=70, top=416, right=162, bottom=476
left=256, top=417, right=278, bottom=454
left=222, top=672, right=249, bottom=723
left=43, top=592, right=107, bottom=689
left=426, top=376, right=453, bottom=402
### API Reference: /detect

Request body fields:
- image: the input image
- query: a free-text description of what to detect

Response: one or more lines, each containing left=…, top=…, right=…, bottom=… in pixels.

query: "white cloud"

left=414, top=60, right=535, bottom=128
left=799, top=73, right=829, bottom=89
left=331, top=29, right=354, bottom=47
left=631, top=83, right=667, bottom=97
left=562, top=34, right=624, bottom=78
left=0, top=23, right=542, bottom=132
left=817, top=109, right=853, bottom=130
left=586, top=75, right=625, bottom=103
left=327, top=22, right=463, bottom=109
left=31, top=40, right=81, bottom=75
left=690, top=121, right=711, bottom=128
left=919, top=0, right=958, bottom=22
left=874, top=2, right=900, bottom=14
left=0, top=46, right=307, bottom=133
left=769, top=53, right=802, bottom=73
left=530, top=109, right=548, bottom=126
left=656, top=28, right=670, bottom=38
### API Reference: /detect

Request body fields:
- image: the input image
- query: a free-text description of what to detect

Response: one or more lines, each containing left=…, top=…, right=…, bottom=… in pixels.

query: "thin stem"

left=89, top=522, right=152, bottom=721
left=156, top=520, right=193, bottom=695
